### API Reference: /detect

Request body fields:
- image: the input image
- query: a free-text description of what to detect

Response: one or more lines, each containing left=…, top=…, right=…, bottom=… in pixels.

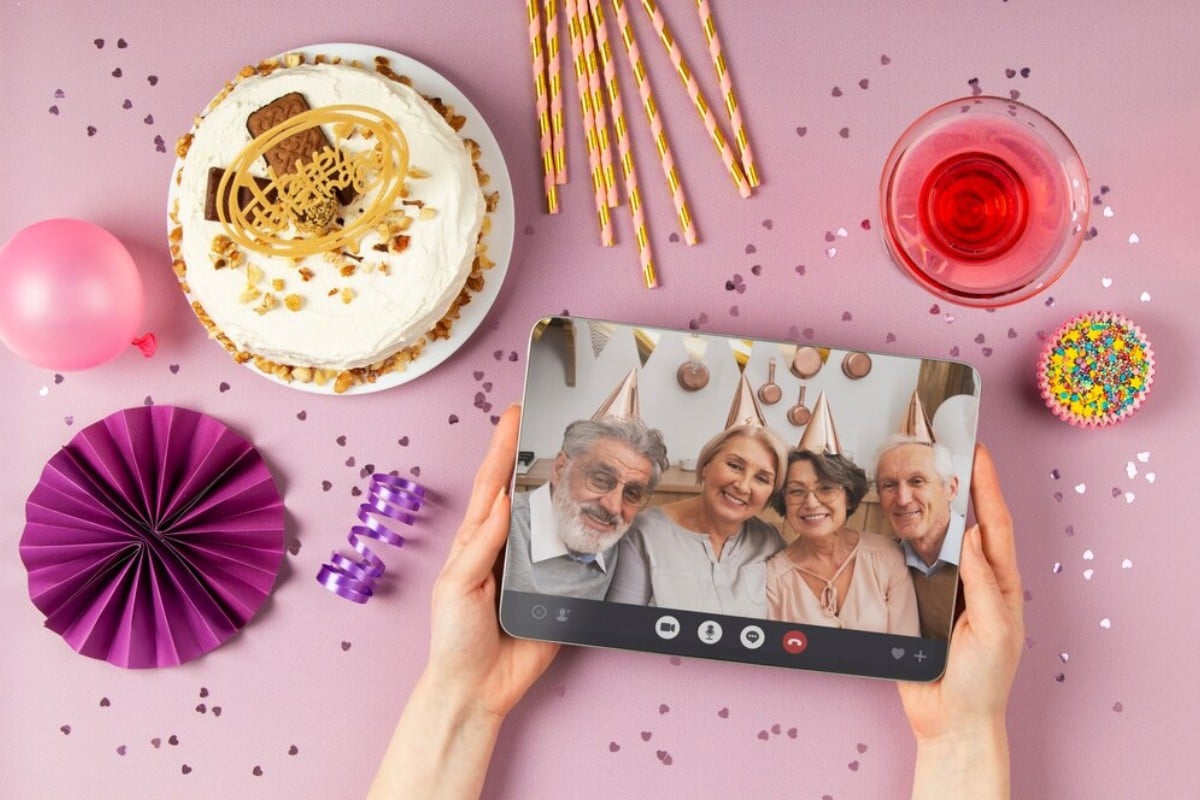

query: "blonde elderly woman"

left=607, top=377, right=788, bottom=617
left=765, top=393, right=919, bottom=635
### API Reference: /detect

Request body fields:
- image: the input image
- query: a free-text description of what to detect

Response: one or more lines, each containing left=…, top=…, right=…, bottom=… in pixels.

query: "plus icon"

left=913, top=650, right=928, bottom=663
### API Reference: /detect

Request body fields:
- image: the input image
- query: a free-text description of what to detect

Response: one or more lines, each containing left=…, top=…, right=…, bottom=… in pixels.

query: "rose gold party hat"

left=899, top=389, right=936, bottom=443
left=591, top=368, right=641, bottom=421
left=724, top=373, right=767, bottom=429
left=797, top=391, right=842, bottom=455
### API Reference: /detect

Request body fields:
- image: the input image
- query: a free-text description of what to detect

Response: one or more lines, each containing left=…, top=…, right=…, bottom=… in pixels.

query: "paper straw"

left=526, top=0, right=559, bottom=213
left=608, top=0, right=698, bottom=245
left=543, top=0, right=567, bottom=184
left=566, top=0, right=614, bottom=245
left=589, top=0, right=658, bottom=288
left=637, top=0, right=750, bottom=198
left=695, top=0, right=759, bottom=187
left=577, top=0, right=619, bottom=207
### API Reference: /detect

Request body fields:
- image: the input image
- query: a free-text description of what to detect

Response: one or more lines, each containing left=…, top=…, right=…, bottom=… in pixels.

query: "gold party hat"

left=797, top=391, right=842, bottom=455
left=899, top=389, right=936, bottom=443
left=724, top=373, right=767, bottom=429
left=591, top=368, right=641, bottom=421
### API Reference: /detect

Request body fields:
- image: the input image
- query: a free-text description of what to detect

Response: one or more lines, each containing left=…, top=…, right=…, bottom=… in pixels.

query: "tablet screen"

left=499, top=316, right=980, bottom=681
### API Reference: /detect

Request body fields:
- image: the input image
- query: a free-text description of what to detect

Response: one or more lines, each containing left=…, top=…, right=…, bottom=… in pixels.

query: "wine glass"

left=880, top=96, right=1090, bottom=307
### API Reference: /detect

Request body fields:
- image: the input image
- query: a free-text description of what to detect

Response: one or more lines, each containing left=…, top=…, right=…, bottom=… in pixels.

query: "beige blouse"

left=765, top=531, right=920, bottom=636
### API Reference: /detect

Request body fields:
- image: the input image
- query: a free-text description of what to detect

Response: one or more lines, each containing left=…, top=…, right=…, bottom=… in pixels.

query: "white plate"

left=169, top=42, right=514, bottom=395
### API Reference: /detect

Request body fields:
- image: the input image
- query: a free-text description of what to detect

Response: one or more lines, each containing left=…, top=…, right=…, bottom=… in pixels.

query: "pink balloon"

left=0, top=218, right=144, bottom=371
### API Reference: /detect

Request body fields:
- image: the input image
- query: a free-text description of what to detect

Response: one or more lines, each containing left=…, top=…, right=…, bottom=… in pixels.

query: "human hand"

left=899, top=443, right=1023, bottom=798
left=422, top=403, right=560, bottom=720
left=368, top=405, right=559, bottom=800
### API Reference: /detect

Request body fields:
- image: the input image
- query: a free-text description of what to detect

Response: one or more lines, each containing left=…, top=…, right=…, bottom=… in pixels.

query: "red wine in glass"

left=881, top=97, right=1089, bottom=306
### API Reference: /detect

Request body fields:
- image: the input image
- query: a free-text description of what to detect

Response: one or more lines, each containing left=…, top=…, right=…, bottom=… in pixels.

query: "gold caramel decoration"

left=217, top=105, right=410, bottom=257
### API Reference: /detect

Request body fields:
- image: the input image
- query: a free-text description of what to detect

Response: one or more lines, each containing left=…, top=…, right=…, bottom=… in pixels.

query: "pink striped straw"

left=543, top=0, right=568, bottom=185
left=589, top=0, right=657, bottom=288
left=637, top=0, right=751, bottom=198
left=608, top=0, right=698, bottom=245
left=576, top=0, right=619, bottom=207
left=566, top=0, right=614, bottom=245
left=695, top=0, right=759, bottom=187
left=526, top=0, right=559, bottom=213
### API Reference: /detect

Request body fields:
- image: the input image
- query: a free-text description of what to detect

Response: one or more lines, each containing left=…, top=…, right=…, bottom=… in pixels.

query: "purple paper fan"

left=20, top=406, right=285, bottom=668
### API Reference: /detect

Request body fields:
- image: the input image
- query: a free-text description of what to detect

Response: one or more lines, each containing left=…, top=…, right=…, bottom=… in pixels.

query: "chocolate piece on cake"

left=246, top=92, right=356, bottom=206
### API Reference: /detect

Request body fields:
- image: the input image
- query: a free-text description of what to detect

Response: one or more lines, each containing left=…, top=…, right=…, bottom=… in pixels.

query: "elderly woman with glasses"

left=765, top=449, right=919, bottom=635
left=606, top=416, right=790, bottom=617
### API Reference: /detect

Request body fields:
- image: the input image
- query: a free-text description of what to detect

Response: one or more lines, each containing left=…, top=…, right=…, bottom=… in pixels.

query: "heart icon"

left=891, top=647, right=905, bottom=660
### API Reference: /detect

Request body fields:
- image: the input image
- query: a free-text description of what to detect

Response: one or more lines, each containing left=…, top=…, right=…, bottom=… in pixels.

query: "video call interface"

left=500, top=317, right=980, bottom=681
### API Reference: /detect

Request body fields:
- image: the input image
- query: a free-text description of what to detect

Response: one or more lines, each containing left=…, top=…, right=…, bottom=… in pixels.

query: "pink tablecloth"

left=1, top=1, right=1196, bottom=797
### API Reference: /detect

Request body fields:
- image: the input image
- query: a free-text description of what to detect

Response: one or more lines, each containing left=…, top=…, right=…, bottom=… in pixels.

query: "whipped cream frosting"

left=172, top=61, right=486, bottom=371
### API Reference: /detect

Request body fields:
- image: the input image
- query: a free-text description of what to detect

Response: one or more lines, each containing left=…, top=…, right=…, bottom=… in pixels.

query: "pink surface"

left=0, top=1, right=1196, bottom=797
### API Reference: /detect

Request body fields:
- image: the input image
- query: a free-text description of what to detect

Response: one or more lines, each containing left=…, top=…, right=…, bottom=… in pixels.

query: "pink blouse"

left=765, top=531, right=920, bottom=636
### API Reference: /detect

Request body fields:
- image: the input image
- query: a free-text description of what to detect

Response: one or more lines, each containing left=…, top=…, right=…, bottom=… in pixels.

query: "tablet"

left=499, top=316, right=980, bottom=681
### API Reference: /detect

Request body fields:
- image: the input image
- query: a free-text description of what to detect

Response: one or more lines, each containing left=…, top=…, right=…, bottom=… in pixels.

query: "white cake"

left=169, top=54, right=495, bottom=392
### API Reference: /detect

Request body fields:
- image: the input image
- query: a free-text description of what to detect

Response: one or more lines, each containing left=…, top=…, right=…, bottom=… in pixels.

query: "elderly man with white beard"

left=504, top=372, right=670, bottom=600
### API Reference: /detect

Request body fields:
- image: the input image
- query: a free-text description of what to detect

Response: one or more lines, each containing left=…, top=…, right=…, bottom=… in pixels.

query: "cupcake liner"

left=1037, top=311, right=1155, bottom=427
left=20, top=406, right=285, bottom=668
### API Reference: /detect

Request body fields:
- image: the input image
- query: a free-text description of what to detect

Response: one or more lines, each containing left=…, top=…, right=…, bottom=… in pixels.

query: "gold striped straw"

left=638, top=0, right=751, bottom=198
left=526, top=0, right=559, bottom=213
left=543, top=0, right=567, bottom=184
left=695, top=0, right=759, bottom=186
left=577, top=0, right=619, bottom=207
left=608, top=0, right=698, bottom=245
left=589, top=0, right=657, bottom=288
left=566, top=0, right=614, bottom=244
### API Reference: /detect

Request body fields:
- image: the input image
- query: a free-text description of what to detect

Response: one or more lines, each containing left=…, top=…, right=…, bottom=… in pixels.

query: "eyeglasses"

left=580, top=466, right=652, bottom=508
left=875, top=476, right=932, bottom=495
left=783, top=483, right=843, bottom=503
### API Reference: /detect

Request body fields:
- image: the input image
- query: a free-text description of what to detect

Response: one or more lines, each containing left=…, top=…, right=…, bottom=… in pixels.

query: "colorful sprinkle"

left=1037, top=312, right=1154, bottom=427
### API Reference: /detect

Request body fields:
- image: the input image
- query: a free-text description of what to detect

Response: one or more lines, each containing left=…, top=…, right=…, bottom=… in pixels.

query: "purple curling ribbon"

left=316, top=473, right=427, bottom=602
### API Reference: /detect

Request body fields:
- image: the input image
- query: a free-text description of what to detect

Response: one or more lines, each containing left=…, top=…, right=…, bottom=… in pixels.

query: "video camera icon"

left=654, top=614, right=681, bottom=640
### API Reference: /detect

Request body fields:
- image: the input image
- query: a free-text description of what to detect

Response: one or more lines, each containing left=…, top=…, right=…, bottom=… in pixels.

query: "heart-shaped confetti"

left=345, top=456, right=356, bottom=467
left=929, top=304, right=941, bottom=315
left=787, top=728, right=798, bottom=738
left=745, top=244, right=757, bottom=254
left=94, top=39, right=105, bottom=48
left=885, top=332, right=897, bottom=343
left=1140, top=291, right=1151, bottom=302
left=100, top=697, right=111, bottom=707
left=60, top=725, right=71, bottom=735
left=49, top=105, right=59, bottom=115
left=218, top=381, right=230, bottom=392
left=609, top=742, right=621, bottom=752
left=1121, top=559, right=1133, bottom=569
left=111, top=67, right=123, bottom=78
left=1083, top=569, right=1094, bottom=580
left=1099, top=618, right=1112, bottom=629
left=770, top=723, right=781, bottom=735
left=1113, top=702, right=1123, bottom=712
left=1128, top=233, right=1140, bottom=244
left=181, top=765, right=192, bottom=775
left=838, top=127, right=850, bottom=138
left=87, top=125, right=98, bottom=136
left=151, top=737, right=162, bottom=748
left=717, top=707, right=729, bottom=718
left=796, top=126, right=808, bottom=137
left=196, top=703, right=207, bottom=713
left=147, top=75, right=159, bottom=86
left=757, top=730, right=769, bottom=741
left=857, top=743, right=868, bottom=753
left=1101, top=277, right=1113, bottom=288
left=117, top=745, right=127, bottom=755
left=449, top=414, right=460, bottom=424
left=143, top=114, right=154, bottom=125
left=1052, top=562, right=1063, bottom=574
left=117, top=38, right=128, bottom=48
left=831, top=86, right=843, bottom=97
left=122, top=98, right=133, bottom=109
left=763, top=219, right=773, bottom=229
left=168, top=734, right=179, bottom=746
left=341, top=641, right=352, bottom=651
left=1124, top=492, right=1135, bottom=503
left=641, top=731, right=652, bottom=741
left=848, top=760, right=860, bottom=771
left=1083, top=550, right=1094, bottom=560
left=1075, top=483, right=1086, bottom=494
left=253, top=766, right=263, bottom=776
left=658, top=704, right=669, bottom=714
left=841, top=311, right=852, bottom=321
left=288, top=745, right=299, bottom=755
left=881, top=54, right=892, bottom=65
left=859, top=78, right=869, bottom=89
